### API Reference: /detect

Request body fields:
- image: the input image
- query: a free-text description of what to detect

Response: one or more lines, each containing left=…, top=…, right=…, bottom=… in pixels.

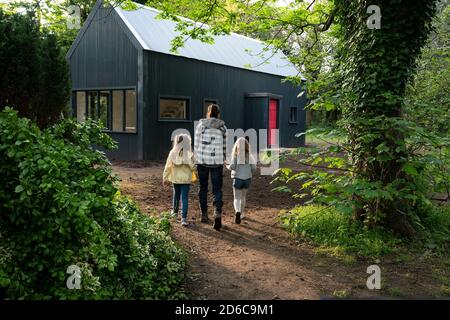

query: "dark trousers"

left=173, top=184, right=190, bottom=219
left=197, top=164, right=223, bottom=217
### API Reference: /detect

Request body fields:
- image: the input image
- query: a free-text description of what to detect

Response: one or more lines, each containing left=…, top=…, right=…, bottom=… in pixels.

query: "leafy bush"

left=0, top=108, right=186, bottom=299
left=280, top=205, right=402, bottom=258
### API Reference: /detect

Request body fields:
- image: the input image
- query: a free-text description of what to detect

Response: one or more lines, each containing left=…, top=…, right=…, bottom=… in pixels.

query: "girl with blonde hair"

left=163, top=134, right=197, bottom=226
left=226, top=137, right=257, bottom=224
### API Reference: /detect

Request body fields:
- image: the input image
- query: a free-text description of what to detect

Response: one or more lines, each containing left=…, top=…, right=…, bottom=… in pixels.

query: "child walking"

left=163, top=134, right=197, bottom=226
left=226, top=137, right=257, bottom=224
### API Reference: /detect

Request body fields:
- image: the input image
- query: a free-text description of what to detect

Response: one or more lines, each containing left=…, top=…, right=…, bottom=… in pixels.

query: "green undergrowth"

left=280, top=205, right=450, bottom=260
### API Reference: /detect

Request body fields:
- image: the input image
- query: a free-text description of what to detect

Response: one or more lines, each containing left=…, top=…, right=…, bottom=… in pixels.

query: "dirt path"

left=113, top=161, right=448, bottom=299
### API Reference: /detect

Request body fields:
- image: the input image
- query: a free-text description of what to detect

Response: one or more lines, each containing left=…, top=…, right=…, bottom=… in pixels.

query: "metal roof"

left=114, top=4, right=303, bottom=78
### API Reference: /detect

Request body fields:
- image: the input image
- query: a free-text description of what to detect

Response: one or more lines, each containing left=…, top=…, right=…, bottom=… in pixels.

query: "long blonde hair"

left=231, top=137, right=253, bottom=164
left=170, top=134, right=193, bottom=165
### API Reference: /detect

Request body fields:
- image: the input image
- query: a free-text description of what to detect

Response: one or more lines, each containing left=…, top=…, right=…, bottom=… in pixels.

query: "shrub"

left=0, top=108, right=185, bottom=299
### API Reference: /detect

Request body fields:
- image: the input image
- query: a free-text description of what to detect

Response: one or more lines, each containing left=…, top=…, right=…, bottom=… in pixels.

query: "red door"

left=269, top=99, right=278, bottom=146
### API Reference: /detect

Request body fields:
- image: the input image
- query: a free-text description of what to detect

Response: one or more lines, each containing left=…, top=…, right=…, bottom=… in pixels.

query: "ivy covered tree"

left=333, top=0, right=439, bottom=235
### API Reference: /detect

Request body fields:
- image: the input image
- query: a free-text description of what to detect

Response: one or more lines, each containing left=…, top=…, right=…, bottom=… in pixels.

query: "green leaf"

left=403, top=164, right=418, bottom=176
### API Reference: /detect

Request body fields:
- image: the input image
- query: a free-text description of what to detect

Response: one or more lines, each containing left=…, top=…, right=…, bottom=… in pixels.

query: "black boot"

left=213, top=207, right=222, bottom=230
left=235, top=212, right=241, bottom=224
left=213, top=217, right=222, bottom=231
left=201, top=212, right=209, bottom=223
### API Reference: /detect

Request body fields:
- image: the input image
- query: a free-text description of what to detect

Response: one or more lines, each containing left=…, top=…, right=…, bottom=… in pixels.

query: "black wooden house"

left=67, top=0, right=307, bottom=160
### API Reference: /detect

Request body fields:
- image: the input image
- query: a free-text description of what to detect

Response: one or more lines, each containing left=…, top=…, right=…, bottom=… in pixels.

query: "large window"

left=74, top=88, right=136, bottom=133
left=159, top=96, right=190, bottom=121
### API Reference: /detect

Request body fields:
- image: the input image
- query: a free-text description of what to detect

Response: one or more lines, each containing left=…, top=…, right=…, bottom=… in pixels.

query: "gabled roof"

left=68, top=1, right=304, bottom=79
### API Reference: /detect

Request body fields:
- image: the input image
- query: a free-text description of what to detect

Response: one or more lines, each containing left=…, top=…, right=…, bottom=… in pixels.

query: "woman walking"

left=194, top=104, right=227, bottom=231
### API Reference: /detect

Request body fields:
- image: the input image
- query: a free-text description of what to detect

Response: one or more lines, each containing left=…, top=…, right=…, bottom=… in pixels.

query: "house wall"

left=143, top=51, right=306, bottom=160
left=68, top=7, right=143, bottom=160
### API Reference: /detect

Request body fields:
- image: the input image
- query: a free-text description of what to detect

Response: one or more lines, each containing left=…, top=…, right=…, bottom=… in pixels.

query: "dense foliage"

left=0, top=9, right=70, bottom=128
left=405, top=5, right=450, bottom=135
left=0, top=108, right=185, bottom=299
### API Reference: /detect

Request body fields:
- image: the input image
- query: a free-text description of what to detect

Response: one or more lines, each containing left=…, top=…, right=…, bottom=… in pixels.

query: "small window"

left=203, top=99, right=218, bottom=117
left=289, top=107, right=298, bottom=124
left=76, top=92, right=86, bottom=122
left=159, top=97, right=190, bottom=120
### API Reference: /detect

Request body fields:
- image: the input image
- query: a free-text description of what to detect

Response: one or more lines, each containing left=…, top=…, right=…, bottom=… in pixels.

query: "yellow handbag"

left=192, top=171, right=198, bottom=183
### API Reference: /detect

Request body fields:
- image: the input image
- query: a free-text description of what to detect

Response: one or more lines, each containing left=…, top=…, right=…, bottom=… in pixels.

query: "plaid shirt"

left=194, top=118, right=227, bottom=166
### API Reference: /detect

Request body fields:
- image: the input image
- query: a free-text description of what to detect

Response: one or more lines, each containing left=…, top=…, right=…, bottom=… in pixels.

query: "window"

left=125, top=90, right=137, bottom=132
left=159, top=96, right=190, bottom=120
left=203, top=99, right=218, bottom=117
left=112, top=90, right=124, bottom=131
left=76, top=92, right=86, bottom=122
left=289, top=107, right=298, bottom=124
left=87, top=91, right=98, bottom=120
left=73, top=88, right=137, bottom=133
left=99, top=91, right=110, bottom=129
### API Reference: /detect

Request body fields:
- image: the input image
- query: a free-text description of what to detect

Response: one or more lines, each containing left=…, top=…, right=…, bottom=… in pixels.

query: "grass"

left=387, top=287, right=406, bottom=297
left=305, top=127, right=345, bottom=147
left=332, top=289, right=350, bottom=299
left=280, top=205, right=403, bottom=259
left=281, top=204, right=450, bottom=262
left=306, top=134, right=343, bottom=146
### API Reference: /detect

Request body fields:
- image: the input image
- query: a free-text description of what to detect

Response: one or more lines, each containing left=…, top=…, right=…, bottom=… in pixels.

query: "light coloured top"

left=163, top=150, right=197, bottom=184
left=226, top=155, right=257, bottom=180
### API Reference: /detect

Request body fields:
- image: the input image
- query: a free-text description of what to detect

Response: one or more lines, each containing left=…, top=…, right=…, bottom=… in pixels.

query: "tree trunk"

left=335, top=0, right=438, bottom=236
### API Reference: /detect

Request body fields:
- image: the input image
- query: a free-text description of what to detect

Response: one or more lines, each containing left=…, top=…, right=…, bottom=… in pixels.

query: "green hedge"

left=0, top=108, right=185, bottom=299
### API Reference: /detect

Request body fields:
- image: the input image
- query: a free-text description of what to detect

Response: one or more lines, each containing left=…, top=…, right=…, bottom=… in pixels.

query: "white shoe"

left=181, top=218, right=189, bottom=226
